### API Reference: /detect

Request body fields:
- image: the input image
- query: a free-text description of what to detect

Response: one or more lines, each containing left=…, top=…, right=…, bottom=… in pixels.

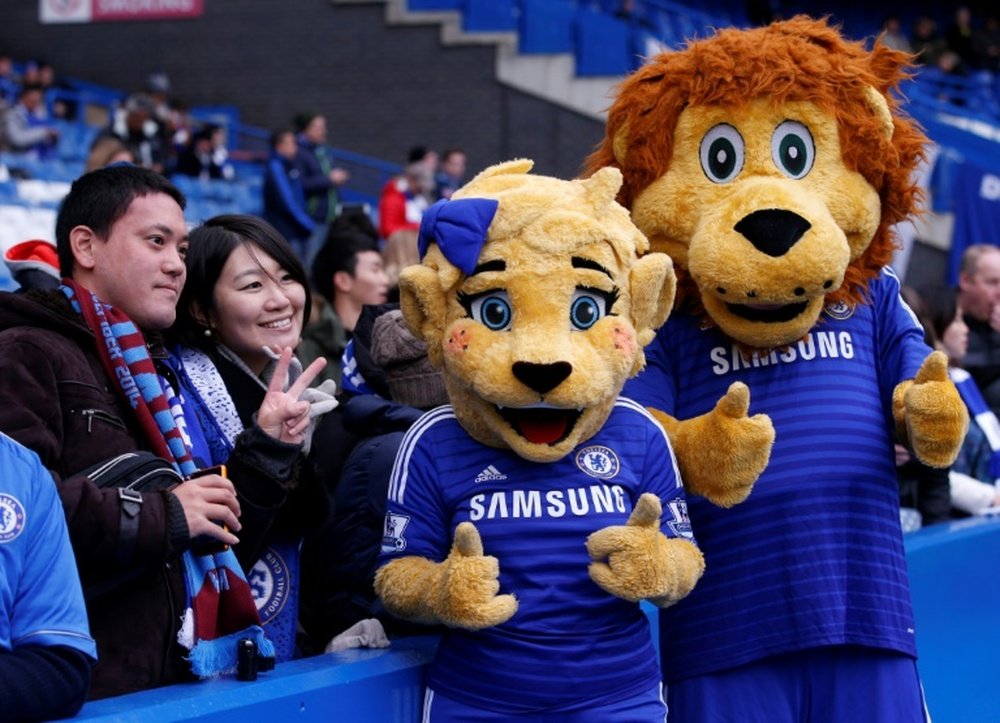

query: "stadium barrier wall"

left=77, top=517, right=1000, bottom=721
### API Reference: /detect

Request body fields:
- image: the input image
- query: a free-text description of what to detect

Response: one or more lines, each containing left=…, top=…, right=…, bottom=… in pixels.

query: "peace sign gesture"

left=256, top=347, right=327, bottom=445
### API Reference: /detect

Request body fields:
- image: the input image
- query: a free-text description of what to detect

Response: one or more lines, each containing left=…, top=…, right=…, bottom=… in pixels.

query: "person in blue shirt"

left=262, top=128, right=316, bottom=259
left=0, top=432, right=97, bottom=719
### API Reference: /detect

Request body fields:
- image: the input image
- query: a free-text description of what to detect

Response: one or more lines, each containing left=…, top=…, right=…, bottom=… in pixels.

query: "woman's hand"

left=256, top=347, right=327, bottom=444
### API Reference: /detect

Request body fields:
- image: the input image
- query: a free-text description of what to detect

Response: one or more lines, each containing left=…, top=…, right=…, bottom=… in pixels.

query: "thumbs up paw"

left=893, top=351, right=969, bottom=468
left=586, top=494, right=704, bottom=604
left=430, top=522, right=518, bottom=630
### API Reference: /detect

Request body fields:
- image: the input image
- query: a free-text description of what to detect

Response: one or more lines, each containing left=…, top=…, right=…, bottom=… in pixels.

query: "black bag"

left=83, top=451, right=183, bottom=568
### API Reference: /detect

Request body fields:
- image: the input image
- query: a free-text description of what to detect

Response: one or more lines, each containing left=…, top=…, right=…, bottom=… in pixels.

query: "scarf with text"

left=61, top=281, right=273, bottom=676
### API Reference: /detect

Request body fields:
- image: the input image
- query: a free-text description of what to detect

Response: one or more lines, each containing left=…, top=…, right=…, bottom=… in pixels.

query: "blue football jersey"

left=379, top=399, right=693, bottom=714
left=0, top=433, right=96, bottom=660
left=624, top=268, right=927, bottom=681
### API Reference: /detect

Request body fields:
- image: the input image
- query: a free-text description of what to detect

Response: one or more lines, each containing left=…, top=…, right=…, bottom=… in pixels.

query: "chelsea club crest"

left=823, top=300, right=854, bottom=321
left=248, top=547, right=289, bottom=623
left=575, top=445, right=621, bottom=479
left=0, top=494, right=25, bottom=543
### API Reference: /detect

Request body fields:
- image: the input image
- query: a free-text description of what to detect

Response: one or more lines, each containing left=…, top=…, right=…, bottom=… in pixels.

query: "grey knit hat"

left=371, top=310, right=449, bottom=409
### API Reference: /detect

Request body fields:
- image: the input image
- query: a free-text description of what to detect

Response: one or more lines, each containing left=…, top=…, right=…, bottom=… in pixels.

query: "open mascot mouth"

left=497, top=406, right=583, bottom=446
left=726, top=301, right=808, bottom=323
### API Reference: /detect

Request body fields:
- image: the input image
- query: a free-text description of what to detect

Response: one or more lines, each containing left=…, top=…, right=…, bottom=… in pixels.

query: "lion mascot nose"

left=734, top=209, right=812, bottom=257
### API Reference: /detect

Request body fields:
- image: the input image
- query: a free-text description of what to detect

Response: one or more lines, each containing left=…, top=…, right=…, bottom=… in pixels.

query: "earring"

left=203, top=327, right=212, bottom=338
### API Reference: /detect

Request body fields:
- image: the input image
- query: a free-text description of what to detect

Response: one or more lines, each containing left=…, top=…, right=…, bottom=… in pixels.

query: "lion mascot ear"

left=630, top=253, right=675, bottom=351
left=399, top=264, right=448, bottom=367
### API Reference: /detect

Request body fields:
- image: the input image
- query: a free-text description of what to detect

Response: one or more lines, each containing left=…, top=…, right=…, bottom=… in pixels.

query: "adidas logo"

left=474, top=465, right=507, bottom=483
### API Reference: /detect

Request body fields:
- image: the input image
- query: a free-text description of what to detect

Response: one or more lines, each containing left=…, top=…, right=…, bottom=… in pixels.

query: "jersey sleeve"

left=378, top=419, right=452, bottom=566
left=10, top=449, right=97, bottom=660
left=640, top=410, right=696, bottom=545
left=877, top=268, right=934, bottom=405
left=624, top=328, right=678, bottom=414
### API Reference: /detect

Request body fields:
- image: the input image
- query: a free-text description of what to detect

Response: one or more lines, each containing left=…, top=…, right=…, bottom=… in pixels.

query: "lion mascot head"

left=399, top=159, right=675, bottom=463
left=585, top=15, right=926, bottom=350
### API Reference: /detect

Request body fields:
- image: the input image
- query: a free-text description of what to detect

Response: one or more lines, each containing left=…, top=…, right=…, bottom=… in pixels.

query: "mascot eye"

left=699, top=124, right=744, bottom=183
left=468, top=291, right=513, bottom=331
left=771, top=121, right=815, bottom=179
left=570, top=288, right=612, bottom=330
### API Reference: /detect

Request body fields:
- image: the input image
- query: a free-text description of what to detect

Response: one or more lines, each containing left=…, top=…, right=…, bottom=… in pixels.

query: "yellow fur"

left=650, top=382, right=774, bottom=506
left=587, top=493, right=704, bottom=605
left=893, top=351, right=970, bottom=467
left=382, top=159, right=706, bottom=622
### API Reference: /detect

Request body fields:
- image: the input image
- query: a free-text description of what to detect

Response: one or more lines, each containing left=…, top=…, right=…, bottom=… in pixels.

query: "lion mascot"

left=585, top=16, right=969, bottom=722
left=373, top=159, right=750, bottom=720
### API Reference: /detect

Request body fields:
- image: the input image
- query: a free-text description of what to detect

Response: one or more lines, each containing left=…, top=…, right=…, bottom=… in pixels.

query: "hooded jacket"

left=0, top=289, right=298, bottom=699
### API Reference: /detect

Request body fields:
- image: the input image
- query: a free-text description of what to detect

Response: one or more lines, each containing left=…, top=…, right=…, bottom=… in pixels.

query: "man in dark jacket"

left=0, top=165, right=294, bottom=699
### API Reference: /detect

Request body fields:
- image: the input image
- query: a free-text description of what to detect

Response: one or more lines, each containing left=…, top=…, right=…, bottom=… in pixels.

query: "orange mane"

left=583, top=15, right=927, bottom=307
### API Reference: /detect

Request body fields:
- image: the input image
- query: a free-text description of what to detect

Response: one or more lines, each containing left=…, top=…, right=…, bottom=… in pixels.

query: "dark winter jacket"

left=0, top=289, right=298, bottom=699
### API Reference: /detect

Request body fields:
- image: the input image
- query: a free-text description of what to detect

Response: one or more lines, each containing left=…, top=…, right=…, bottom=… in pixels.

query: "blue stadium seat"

left=574, top=8, right=632, bottom=77
left=519, top=0, right=576, bottom=54
left=462, top=0, right=517, bottom=32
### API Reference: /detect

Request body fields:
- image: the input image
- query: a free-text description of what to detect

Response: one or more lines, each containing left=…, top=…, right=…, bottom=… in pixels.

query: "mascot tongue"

left=505, top=408, right=572, bottom=445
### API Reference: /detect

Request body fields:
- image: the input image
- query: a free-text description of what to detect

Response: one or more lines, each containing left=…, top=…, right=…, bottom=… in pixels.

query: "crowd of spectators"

left=883, top=7, right=1000, bottom=75
left=0, top=19, right=997, bottom=717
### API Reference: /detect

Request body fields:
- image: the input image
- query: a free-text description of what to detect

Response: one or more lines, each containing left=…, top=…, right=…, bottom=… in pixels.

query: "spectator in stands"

left=945, top=6, right=977, bottom=70
left=3, top=83, right=59, bottom=159
left=167, top=214, right=334, bottom=662
left=880, top=15, right=912, bottom=54
left=299, top=304, right=447, bottom=648
left=110, top=91, right=168, bottom=172
left=294, top=111, right=349, bottom=226
left=174, top=124, right=234, bottom=181
left=0, top=432, right=97, bottom=719
left=294, top=111, right=350, bottom=268
left=918, top=284, right=1000, bottom=516
left=434, top=147, right=466, bottom=201
left=0, top=54, right=20, bottom=109
left=262, top=128, right=315, bottom=259
left=0, top=165, right=309, bottom=698
left=299, top=217, right=389, bottom=385
left=912, top=16, right=947, bottom=67
left=84, top=135, right=135, bottom=172
left=407, top=145, right=439, bottom=204
left=958, top=244, right=1000, bottom=416
left=973, top=14, right=1000, bottom=72
left=379, top=161, right=430, bottom=294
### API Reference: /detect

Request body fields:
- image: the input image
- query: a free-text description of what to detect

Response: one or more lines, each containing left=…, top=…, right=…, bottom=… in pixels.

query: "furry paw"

left=895, top=351, right=969, bottom=468
left=653, top=382, right=774, bottom=507
left=587, top=493, right=704, bottom=603
left=430, top=522, right=518, bottom=630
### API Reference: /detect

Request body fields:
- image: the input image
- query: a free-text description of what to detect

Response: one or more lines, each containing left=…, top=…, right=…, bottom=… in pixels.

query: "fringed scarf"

left=61, top=281, right=273, bottom=677
left=951, top=367, right=1000, bottom=480
left=167, top=344, right=302, bottom=662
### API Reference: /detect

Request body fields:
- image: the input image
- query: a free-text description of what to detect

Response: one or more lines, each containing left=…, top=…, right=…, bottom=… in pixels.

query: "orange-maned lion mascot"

left=585, top=16, right=968, bottom=722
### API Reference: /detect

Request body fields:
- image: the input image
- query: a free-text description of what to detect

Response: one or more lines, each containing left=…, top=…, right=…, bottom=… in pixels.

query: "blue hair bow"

left=417, top=198, right=499, bottom=275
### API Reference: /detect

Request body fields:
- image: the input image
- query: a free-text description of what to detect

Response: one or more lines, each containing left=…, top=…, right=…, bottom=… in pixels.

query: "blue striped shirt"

left=624, top=269, right=928, bottom=681
left=379, top=399, right=692, bottom=713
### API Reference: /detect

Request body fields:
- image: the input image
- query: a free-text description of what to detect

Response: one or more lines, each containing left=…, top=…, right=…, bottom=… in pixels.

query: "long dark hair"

left=172, top=214, right=311, bottom=348
left=913, top=284, right=960, bottom=347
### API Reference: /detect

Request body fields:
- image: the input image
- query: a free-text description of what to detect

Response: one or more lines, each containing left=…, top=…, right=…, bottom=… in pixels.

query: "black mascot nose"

left=512, top=361, right=572, bottom=395
left=734, top=209, right=812, bottom=257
